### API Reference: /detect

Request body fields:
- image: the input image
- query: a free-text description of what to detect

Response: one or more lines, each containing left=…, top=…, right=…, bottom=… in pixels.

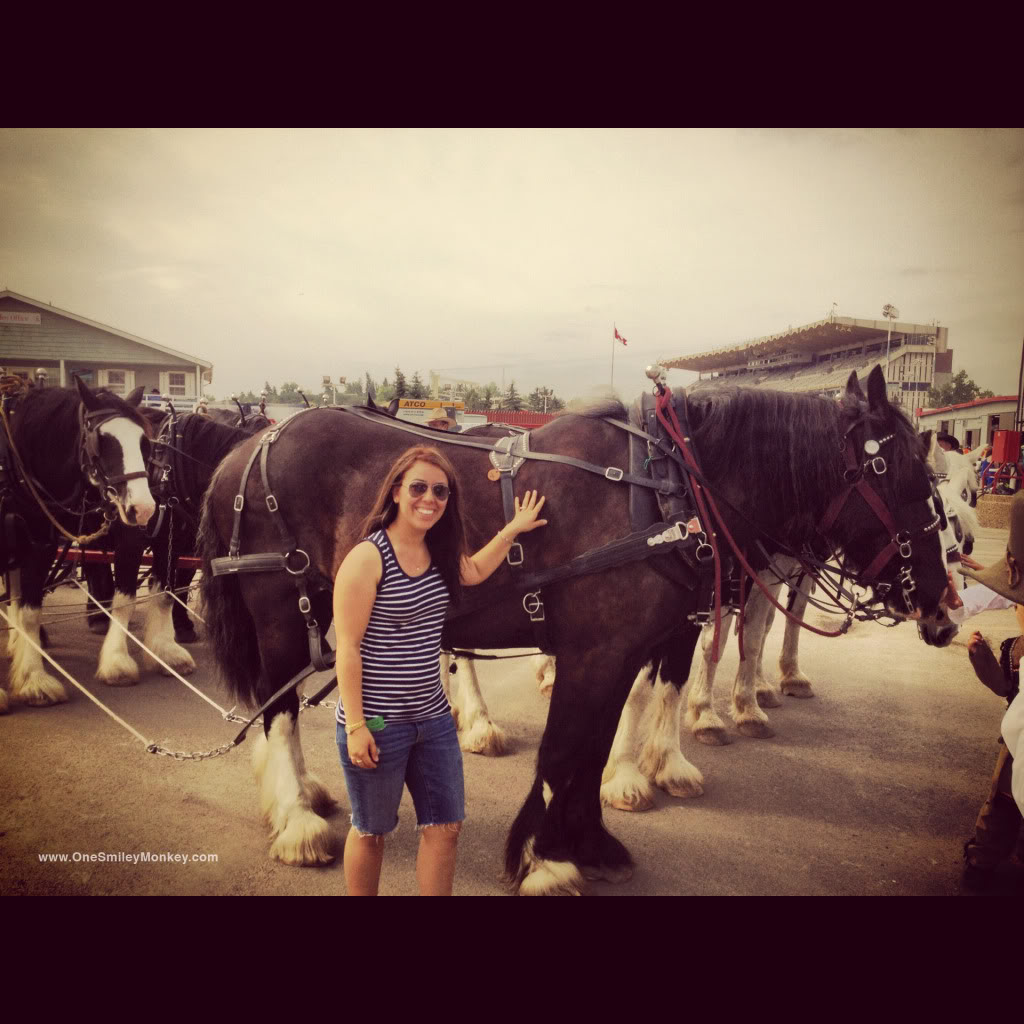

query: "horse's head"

left=830, top=366, right=948, bottom=622
left=75, top=377, right=156, bottom=527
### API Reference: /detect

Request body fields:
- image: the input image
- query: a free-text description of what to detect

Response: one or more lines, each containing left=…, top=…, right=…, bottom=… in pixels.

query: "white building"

left=917, top=394, right=1019, bottom=452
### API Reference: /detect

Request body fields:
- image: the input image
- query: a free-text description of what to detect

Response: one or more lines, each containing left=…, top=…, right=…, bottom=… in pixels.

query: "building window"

left=98, top=368, right=134, bottom=395
left=168, top=372, right=186, bottom=396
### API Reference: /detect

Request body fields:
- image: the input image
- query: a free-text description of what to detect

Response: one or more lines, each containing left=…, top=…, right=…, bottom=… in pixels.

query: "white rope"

left=165, top=583, right=206, bottom=624
left=70, top=578, right=229, bottom=716
left=0, top=603, right=151, bottom=746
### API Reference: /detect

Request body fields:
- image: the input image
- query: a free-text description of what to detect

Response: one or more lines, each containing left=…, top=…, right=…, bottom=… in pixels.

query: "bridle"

left=816, top=418, right=942, bottom=616
left=78, top=404, right=149, bottom=516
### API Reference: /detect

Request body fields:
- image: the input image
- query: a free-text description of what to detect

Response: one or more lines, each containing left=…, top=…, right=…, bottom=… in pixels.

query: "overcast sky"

left=1, top=128, right=1021, bottom=402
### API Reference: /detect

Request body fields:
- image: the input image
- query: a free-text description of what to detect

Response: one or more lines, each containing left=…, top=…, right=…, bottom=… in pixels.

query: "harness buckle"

left=233, top=495, right=244, bottom=512
left=522, top=591, right=545, bottom=621
left=897, top=531, right=912, bottom=559
left=285, top=549, right=311, bottom=575
left=695, top=540, right=715, bottom=562
left=870, top=456, right=887, bottom=475
left=298, top=595, right=311, bottom=615
left=605, top=467, right=624, bottom=482
left=506, top=542, right=524, bottom=567
left=266, top=494, right=279, bottom=513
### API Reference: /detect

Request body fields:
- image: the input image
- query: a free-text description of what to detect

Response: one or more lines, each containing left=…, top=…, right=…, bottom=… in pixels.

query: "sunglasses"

left=407, top=481, right=450, bottom=501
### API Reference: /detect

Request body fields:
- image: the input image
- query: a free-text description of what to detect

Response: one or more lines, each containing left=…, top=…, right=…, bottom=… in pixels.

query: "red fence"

left=473, top=410, right=559, bottom=430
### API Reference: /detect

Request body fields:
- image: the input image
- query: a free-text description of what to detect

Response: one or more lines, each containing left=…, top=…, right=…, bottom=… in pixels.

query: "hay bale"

left=976, top=494, right=1014, bottom=529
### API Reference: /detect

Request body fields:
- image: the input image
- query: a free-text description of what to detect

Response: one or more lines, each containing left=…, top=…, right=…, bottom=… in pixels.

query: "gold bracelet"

left=345, top=719, right=366, bottom=735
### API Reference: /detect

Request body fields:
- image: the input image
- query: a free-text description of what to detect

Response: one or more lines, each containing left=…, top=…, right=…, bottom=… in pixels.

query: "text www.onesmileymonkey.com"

left=38, top=851, right=218, bottom=864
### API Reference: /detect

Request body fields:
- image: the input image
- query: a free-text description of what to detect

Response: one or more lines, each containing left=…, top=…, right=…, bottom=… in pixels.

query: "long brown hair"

left=359, top=445, right=467, bottom=605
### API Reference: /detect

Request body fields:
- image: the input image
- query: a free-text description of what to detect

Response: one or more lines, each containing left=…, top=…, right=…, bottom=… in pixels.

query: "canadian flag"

left=614, top=326, right=628, bottom=347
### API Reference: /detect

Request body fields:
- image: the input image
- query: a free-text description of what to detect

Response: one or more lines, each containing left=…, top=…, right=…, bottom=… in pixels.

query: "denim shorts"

left=337, top=713, right=465, bottom=836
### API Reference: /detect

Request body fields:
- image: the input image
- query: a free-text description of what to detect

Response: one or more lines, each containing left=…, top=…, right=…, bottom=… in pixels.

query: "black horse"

left=2, top=378, right=155, bottom=709
left=198, top=366, right=948, bottom=889
left=81, top=412, right=260, bottom=683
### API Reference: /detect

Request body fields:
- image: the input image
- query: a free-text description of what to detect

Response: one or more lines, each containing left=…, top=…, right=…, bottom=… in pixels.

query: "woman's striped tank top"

left=336, top=528, right=451, bottom=727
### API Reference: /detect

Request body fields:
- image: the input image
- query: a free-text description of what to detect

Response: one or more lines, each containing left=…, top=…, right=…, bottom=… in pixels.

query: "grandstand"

left=663, top=315, right=951, bottom=418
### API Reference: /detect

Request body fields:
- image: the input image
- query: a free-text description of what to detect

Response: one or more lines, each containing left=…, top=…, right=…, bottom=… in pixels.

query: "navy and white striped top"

left=336, top=529, right=451, bottom=727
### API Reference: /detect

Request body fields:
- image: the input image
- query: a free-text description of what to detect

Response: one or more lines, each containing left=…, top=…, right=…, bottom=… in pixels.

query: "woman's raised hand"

left=511, top=491, right=548, bottom=535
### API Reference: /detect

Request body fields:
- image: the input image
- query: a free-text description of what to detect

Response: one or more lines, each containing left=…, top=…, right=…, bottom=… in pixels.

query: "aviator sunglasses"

left=406, top=481, right=450, bottom=501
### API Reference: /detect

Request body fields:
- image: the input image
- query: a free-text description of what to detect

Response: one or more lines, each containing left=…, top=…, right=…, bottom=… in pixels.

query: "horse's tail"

left=197, top=484, right=262, bottom=705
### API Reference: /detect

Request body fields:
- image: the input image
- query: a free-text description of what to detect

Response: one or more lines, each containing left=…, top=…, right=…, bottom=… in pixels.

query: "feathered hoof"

left=95, top=654, right=140, bottom=687
left=601, top=764, right=656, bottom=811
left=756, top=687, right=782, bottom=708
left=458, top=718, right=509, bottom=756
left=88, top=617, right=110, bottom=635
left=302, top=774, right=339, bottom=817
left=736, top=718, right=775, bottom=739
left=582, top=863, right=634, bottom=883
left=269, top=810, right=335, bottom=866
left=145, top=643, right=196, bottom=677
left=12, top=670, right=69, bottom=706
left=655, top=761, right=705, bottom=799
left=518, top=859, right=586, bottom=896
left=781, top=680, right=815, bottom=698
left=693, top=725, right=731, bottom=746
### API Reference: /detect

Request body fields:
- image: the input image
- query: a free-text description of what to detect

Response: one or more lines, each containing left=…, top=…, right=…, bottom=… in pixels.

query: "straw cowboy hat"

left=425, top=415, right=456, bottom=431
left=959, top=490, right=1024, bottom=604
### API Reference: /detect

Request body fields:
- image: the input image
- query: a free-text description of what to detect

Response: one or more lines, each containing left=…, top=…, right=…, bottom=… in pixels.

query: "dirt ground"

left=1, top=525, right=1019, bottom=896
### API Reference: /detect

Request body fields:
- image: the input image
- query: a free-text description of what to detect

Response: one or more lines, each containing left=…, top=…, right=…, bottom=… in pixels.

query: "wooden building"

left=0, top=290, right=211, bottom=410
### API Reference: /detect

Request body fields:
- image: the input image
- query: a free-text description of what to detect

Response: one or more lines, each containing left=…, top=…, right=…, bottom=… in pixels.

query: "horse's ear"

left=386, top=399, right=399, bottom=417
left=921, top=430, right=942, bottom=473
left=126, top=385, right=144, bottom=407
left=366, top=383, right=377, bottom=408
left=74, top=374, right=101, bottom=411
left=866, top=364, right=888, bottom=411
left=845, top=371, right=865, bottom=402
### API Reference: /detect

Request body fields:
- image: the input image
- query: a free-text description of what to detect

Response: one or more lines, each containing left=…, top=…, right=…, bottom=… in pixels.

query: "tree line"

left=228, top=369, right=566, bottom=412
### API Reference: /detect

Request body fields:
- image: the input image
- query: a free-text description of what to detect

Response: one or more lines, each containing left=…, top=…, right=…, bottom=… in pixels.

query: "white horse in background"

left=441, top=651, right=554, bottom=755
left=600, top=437, right=975, bottom=812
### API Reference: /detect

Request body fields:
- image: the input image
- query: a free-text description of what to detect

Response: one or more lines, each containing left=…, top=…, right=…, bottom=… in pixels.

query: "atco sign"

left=0, top=311, right=41, bottom=324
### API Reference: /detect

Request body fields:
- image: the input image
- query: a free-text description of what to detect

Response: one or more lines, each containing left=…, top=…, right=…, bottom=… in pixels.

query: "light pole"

left=882, top=303, right=900, bottom=399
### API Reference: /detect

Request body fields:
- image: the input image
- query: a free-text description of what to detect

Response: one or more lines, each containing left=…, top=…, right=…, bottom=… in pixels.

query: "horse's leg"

left=638, top=674, right=705, bottom=799
left=8, top=560, right=68, bottom=706
left=248, top=585, right=335, bottom=865
left=95, top=536, right=146, bottom=686
left=753, top=579, right=782, bottom=709
left=85, top=560, right=114, bottom=635
left=534, top=654, right=555, bottom=697
left=447, top=654, right=508, bottom=756
left=508, top=645, right=648, bottom=894
left=684, top=615, right=733, bottom=745
left=141, top=536, right=195, bottom=678
left=601, top=665, right=657, bottom=812
left=730, top=585, right=779, bottom=738
left=171, top=567, right=199, bottom=644
left=779, top=578, right=815, bottom=698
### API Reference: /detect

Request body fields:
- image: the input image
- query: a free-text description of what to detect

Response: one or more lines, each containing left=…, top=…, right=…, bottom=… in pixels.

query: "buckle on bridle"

left=522, top=591, right=545, bottom=621
left=869, top=456, right=887, bottom=475
left=897, top=531, right=912, bottom=559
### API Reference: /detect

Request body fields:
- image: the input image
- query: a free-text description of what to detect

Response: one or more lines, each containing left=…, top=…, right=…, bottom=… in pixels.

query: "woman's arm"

left=333, top=542, right=383, bottom=766
left=461, top=490, right=548, bottom=587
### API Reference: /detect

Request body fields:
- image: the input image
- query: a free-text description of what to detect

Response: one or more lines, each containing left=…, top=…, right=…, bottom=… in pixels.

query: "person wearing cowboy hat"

left=957, top=490, right=1024, bottom=888
left=425, top=414, right=459, bottom=432
left=937, top=431, right=961, bottom=453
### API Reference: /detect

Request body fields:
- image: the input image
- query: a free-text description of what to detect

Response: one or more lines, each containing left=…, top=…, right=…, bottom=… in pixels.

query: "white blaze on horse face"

left=98, top=418, right=155, bottom=526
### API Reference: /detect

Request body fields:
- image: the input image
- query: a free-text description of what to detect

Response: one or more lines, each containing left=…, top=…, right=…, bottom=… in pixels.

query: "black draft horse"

left=81, top=412, right=261, bottom=684
left=198, top=366, right=949, bottom=891
left=2, top=378, right=155, bottom=710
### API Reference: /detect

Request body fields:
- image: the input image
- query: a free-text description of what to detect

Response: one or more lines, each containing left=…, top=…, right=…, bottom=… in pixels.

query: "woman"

left=333, top=444, right=547, bottom=895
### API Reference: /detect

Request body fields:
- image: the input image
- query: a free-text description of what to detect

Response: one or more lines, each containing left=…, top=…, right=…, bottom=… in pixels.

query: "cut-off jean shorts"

left=337, top=712, right=465, bottom=836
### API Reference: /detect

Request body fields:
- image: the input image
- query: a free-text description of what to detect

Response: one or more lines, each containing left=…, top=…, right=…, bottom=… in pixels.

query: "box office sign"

left=0, top=311, right=41, bottom=324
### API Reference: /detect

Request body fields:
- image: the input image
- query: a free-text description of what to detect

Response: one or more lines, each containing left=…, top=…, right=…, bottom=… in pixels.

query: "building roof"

left=0, top=289, right=212, bottom=369
left=918, top=395, right=1017, bottom=416
left=663, top=316, right=941, bottom=373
